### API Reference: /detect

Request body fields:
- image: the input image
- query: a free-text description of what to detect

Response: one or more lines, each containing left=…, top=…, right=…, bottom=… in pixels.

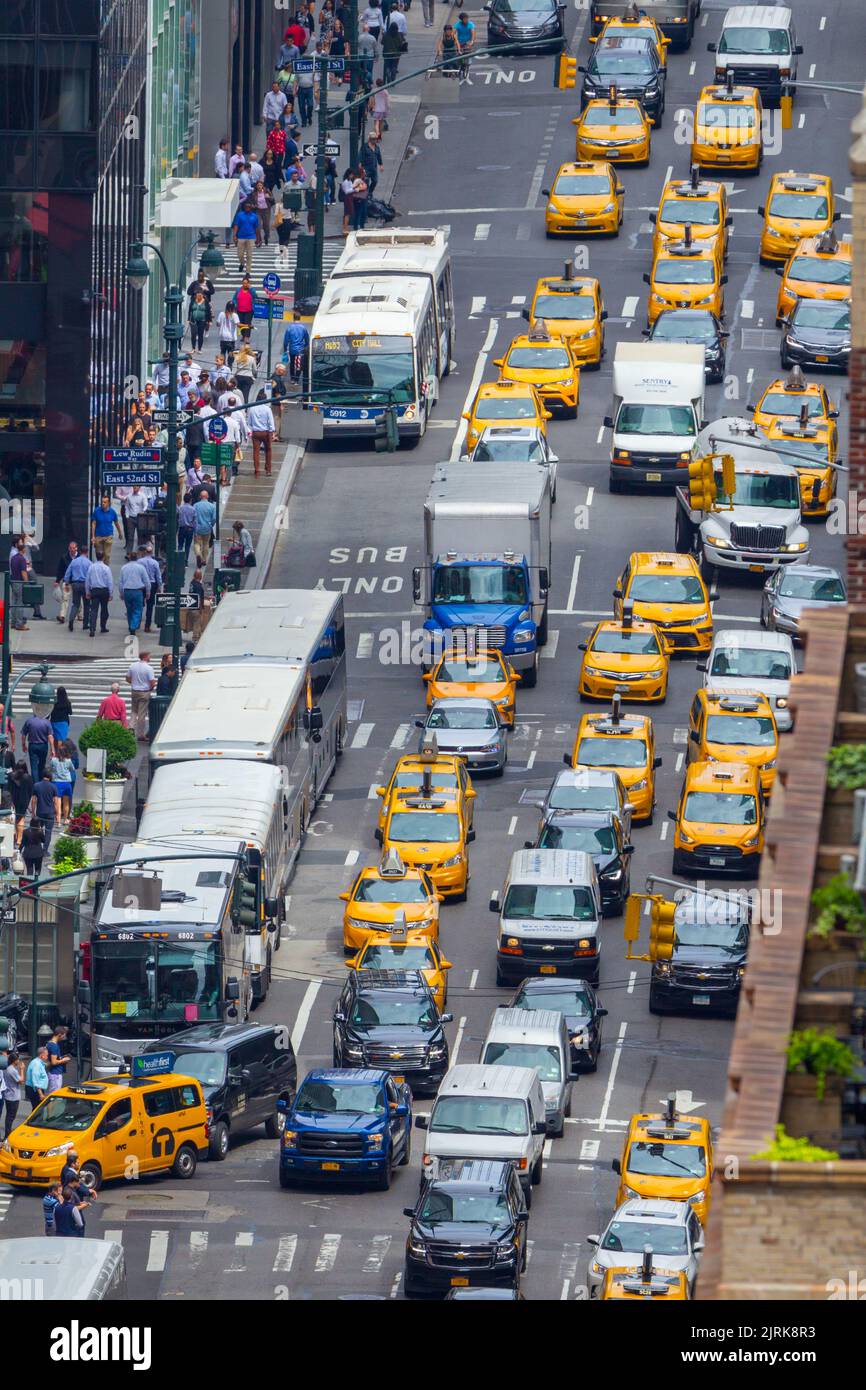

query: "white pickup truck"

left=674, top=417, right=810, bottom=579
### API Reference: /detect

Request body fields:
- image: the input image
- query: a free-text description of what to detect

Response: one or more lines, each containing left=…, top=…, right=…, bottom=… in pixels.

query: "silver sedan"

left=416, top=697, right=508, bottom=776
left=760, top=562, right=847, bottom=640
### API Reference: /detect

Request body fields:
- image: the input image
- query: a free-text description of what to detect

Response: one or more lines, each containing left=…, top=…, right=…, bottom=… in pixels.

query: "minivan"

left=480, top=1008, right=573, bottom=1138
left=709, top=5, right=801, bottom=104
left=416, top=1064, right=547, bottom=1203
left=490, top=848, right=603, bottom=986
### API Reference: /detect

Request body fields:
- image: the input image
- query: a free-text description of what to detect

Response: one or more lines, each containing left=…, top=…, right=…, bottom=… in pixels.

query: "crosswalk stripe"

left=351, top=722, right=375, bottom=749
left=390, top=723, right=410, bottom=749
left=273, top=1234, right=298, bottom=1273
left=541, top=630, right=560, bottom=659
left=103, top=1228, right=123, bottom=1245
left=189, top=1230, right=208, bottom=1268
left=315, top=1233, right=341, bottom=1272
left=356, top=632, right=374, bottom=659
left=363, top=1235, right=392, bottom=1273
left=146, top=1230, right=169, bottom=1272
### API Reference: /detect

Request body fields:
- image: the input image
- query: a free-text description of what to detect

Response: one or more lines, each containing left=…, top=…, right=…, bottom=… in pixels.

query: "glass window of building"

left=38, top=41, right=96, bottom=130
left=0, top=40, right=35, bottom=128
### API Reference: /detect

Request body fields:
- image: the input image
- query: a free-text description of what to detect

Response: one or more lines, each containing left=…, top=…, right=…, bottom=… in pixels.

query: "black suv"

left=580, top=36, right=666, bottom=124
left=530, top=808, right=633, bottom=915
left=403, top=1158, right=528, bottom=1298
left=645, top=309, right=727, bottom=383
left=507, top=976, right=607, bottom=1072
left=145, top=1022, right=297, bottom=1160
left=648, top=889, right=750, bottom=1017
left=333, top=970, right=452, bottom=1096
left=486, top=0, right=566, bottom=55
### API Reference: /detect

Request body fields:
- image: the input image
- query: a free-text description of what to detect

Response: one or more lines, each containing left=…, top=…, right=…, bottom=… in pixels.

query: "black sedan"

left=781, top=298, right=851, bottom=374
left=485, top=0, right=566, bottom=54
left=644, top=308, right=727, bottom=383
left=507, top=976, right=607, bottom=1072
left=579, top=36, right=665, bottom=125
left=528, top=809, right=633, bottom=915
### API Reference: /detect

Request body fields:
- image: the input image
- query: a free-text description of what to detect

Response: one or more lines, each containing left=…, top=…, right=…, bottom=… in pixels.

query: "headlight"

left=743, top=833, right=761, bottom=848
left=737, top=966, right=746, bottom=979
left=441, top=853, right=463, bottom=867
left=45, top=1142, right=75, bottom=1158
left=651, top=292, right=666, bottom=302
left=367, top=1133, right=384, bottom=1148
left=591, top=1259, right=604, bottom=1275
left=783, top=541, right=807, bottom=553
left=601, top=202, right=615, bottom=214
left=495, top=697, right=511, bottom=707
left=688, top=1191, right=707, bottom=1207
left=344, top=1042, right=364, bottom=1058
left=776, top=697, right=788, bottom=709
left=655, top=962, right=672, bottom=978
left=282, top=1130, right=298, bottom=1145
left=624, top=1185, right=642, bottom=1198
left=345, top=915, right=371, bottom=929
left=708, top=535, right=732, bottom=548
left=496, top=1240, right=518, bottom=1262
left=767, top=227, right=782, bottom=238
left=631, top=778, right=648, bottom=791
left=601, top=865, right=622, bottom=881
left=428, top=1042, right=447, bottom=1059
left=577, top=938, right=596, bottom=950
left=408, top=1234, right=426, bottom=1257
left=513, top=628, right=534, bottom=643
left=679, top=829, right=695, bottom=845
left=547, top=378, right=574, bottom=387
left=1, top=1141, right=10, bottom=1154
left=763, top=758, right=776, bottom=770
left=572, top=328, right=596, bottom=340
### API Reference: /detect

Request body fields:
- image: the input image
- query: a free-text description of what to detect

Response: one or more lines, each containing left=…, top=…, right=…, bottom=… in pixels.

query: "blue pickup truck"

left=278, top=1068, right=412, bottom=1190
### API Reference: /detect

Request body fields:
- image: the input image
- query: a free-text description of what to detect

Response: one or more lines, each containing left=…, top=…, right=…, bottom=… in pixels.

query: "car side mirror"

left=720, top=274, right=728, bottom=285
left=524, top=840, right=534, bottom=849
left=829, top=408, right=839, bottom=419
left=540, top=190, right=550, bottom=199
left=516, top=1210, right=530, bottom=1224
left=339, top=891, right=350, bottom=901
left=649, top=211, right=657, bottom=224
left=603, top=416, right=613, bottom=429
left=622, top=844, right=634, bottom=855
left=461, top=411, right=470, bottom=421
left=587, top=1234, right=599, bottom=1246
left=689, top=729, right=699, bottom=743
left=562, top=753, right=572, bottom=767
left=696, top=660, right=707, bottom=672
left=654, top=756, right=663, bottom=769
left=707, top=41, right=716, bottom=52
left=598, top=1008, right=609, bottom=1017
left=225, top=977, right=241, bottom=1002
left=440, top=1012, right=453, bottom=1024
left=414, top=718, right=426, bottom=728
left=492, top=357, right=504, bottom=368
left=795, top=44, right=803, bottom=55
left=402, top=1206, right=415, bottom=1218
left=757, top=206, right=765, bottom=217
left=393, top=1103, right=409, bottom=1118
left=334, top=1010, right=345, bottom=1023
left=612, top=586, right=622, bottom=599
left=600, top=309, right=608, bottom=321
left=578, top=642, right=587, bottom=652
left=533, top=1121, right=547, bottom=1136
left=611, top=1158, right=621, bottom=1174
left=467, top=828, right=476, bottom=843
left=345, top=955, right=359, bottom=970
left=694, top=1234, right=705, bottom=1251
left=415, top=1114, right=428, bottom=1129
left=277, top=1098, right=288, bottom=1112
left=641, top=328, right=650, bottom=337
left=667, top=810, right=677, bottom=822
left=642, top=273, right=650, bottom=285
left=725, top=215, right=733, bottom=228
left=577, top=65, right=586, bottom=73
left=521, top=307, right=531, bottom=321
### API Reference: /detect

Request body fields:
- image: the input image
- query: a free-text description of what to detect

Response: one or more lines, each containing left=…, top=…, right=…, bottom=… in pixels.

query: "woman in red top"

left=235, top=278, right=255, bottom=331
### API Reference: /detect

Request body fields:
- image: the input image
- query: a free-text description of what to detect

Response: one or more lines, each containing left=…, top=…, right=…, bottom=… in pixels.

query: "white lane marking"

left=819, top=15, right=826, bottom=30
left=390, top=1271, right=403, bottom=1298
left=315, top=1234, right=341, bottom=1273
left=368, top=782, right=380, bottom=799
left=291, top=980, right=322, bottom=1054
left=621, top=295, right=639, bottom=319
left=511, top=294, right=526, bottom=304
left=390, top=723, right=411, bottom=748
left=585, top=486, right=594, bottom=507
left=364, top=1235, right=392, bottom=1273
left=664, top=165, right=673, bottom=185
left=351, top=722, right=374, bottom=748
left=474, top=223, right=490, bottom=241
left=147, top=1231, right=169, bottom=1273
left=344, top=849, right=360, bottom=866
left=355, top=632, right=374, bottom=659
left=660, top=820, right=669, bottom=841
left=565, top=553, right=582, bottom=613
left=746, top=366, right=754, bottom=384
left=596, top=424, right=605, bottom=444
left=451, top=316, right=499, bottom=460
left=526, top=750, right=536, bottom=770
left=469, top=968, right=479, bottom=990
left=103, top=1228, right=123, bottom=1246
left=598, top=1022, right=627, bottom=1132
left=580, top=1139, right=600, bottom=1162
left=673, top=727, right=688, bottom=744
left=809, top=63, right=816, bottom=78
left=689, top=61, right=695, bottom=76
left=675, top=751, right=684, bottom=773
left=526, top=158, right=548, bottom=209
left=273, top=1234, right=297, bottom=1273
left=627, top=970, right=636, bottom=995
left=451, top=1016, right=468, bottom=1066
left=508, top=815, right=518, bottom=836
left=470, top=294, right=486, bottom=316
left=525, top=1240, right=534, bottom=1266
left=798, top=113, right=805, bottom=128
left=715, top=612, right=760, bottom=623
left=701, top=10, right=708, bottom=24
left=541, top=630, right=560, bottom=659
left=543, top=1138, right=553, bottom=1168
left=740, top=300, right=754, bottom=320
left=561, top=1278, right=571, bottom=1300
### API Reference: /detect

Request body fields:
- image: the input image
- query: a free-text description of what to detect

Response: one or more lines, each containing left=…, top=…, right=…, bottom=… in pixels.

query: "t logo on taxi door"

left=151, top=1128, right=176, bottom=1158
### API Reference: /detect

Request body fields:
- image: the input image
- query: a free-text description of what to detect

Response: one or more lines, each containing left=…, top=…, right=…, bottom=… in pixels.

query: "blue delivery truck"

left=413, top=462, right=552, bottom=688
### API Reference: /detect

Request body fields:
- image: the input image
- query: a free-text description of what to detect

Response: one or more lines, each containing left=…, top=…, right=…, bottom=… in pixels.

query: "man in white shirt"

left=123, top=486, right=150, bottom=555
left=214, top=140, right=229, bottom=178
left=263, top=84, right=288, bottom=133
left=389, top=3, right=407, bottom=37
left=126, top=651, right=157, bottom=740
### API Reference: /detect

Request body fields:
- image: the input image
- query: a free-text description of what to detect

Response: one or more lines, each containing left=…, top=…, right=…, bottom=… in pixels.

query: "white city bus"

left=309, top=275, right=443, bottom=441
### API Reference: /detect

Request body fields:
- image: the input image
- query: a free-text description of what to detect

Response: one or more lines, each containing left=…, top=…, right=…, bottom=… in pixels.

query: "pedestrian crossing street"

left=14, top=659, right=132, bottom=725
left=214, top=241, right=344, bottom=301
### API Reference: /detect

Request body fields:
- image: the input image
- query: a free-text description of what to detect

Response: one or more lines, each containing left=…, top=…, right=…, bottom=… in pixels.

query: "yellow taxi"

left=592, top=13, right=670, bottom=64
left=0, top=1067, right=208, bottom=1190
left=543, top=160, right=624, bottom=237
left=614, top=1100, right=714, bottom=1224
left=644, top=233, right=726, bottom=327
left=763, top=415, right=837, bottom=519
left=527, top=273, right=606, bottom=368
left=687, top=689, right=778, bottom=796
left=374, top=748, right=476, bottom=842
left=424, top=647, right=520, bottom=726
left=751, top=369, right=838, bottom=432
left=651, top=170, right=729, bottom=266
left=578, top=608, right=669, bottom=703
left=613, top=553, right=712, bottom=656
left=691, top=82, right=762, bottom=174
left=381, top=785, right=472, bottom=902
left=346, top=917, right=452, bottom=1010
left=493, top=326, right=581, bottom=418
left=568, top=702, right=660, bottom=823
left=573, top=93, right=651, bottom=166
left=670, top=759, right=764, bottom=878
left=339, top=850, right=443, bottom=953
left=462, top=379, right=551, bottom=455
left=775, top=230, right=852, bottom=323
left=759, top=171, right=837, bottom=265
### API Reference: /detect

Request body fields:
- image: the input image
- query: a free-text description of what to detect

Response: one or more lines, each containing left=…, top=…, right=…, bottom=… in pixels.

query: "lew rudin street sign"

left=101, top=446, right=163, bottom=489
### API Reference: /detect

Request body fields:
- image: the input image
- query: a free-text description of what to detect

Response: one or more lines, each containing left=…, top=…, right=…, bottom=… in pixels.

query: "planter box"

left=801, top=930, right=863, bottom=990
left=780, top=1073, right=844, bottom=1151
left=81, top=775, right=127, bottom=814
left=67, top=835, right=102, bottom=866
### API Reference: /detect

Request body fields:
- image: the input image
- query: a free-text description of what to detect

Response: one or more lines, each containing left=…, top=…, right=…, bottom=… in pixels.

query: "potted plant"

left=78, top=719, right=137, bottom=814
left=66, top=801, right=109, bottom=867
left=751, top=1124, right=839, bottom=1163
left=822, top=744, right=866, bottom=842
left=780, top=1027, right=856, bottom=1150
left=804, top=872, right=866, bottom=983
left=51, top=833, right=90, bottom=899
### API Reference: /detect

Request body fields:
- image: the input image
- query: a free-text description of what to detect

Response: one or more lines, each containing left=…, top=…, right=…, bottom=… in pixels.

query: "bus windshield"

left=311, top=334, right=416, bottom=404
left=91, top=939, right=222, bottom=1025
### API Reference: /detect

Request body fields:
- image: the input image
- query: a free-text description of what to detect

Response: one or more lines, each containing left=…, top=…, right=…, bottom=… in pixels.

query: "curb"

left=252, top=441, right=306, bottom=587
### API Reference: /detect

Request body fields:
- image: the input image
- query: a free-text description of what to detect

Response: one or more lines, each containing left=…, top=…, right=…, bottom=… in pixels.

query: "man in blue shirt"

left=119, top=555, right=151, bottom=635
left=283, top=312, right=310, bottom=383
left=177, top=498, right=196, bottom=566
left=455, top=12, right=475, bottom=82
left=62, top=551, right=92, bottom=633
left=85, top=556, right=113, bottom=636
left=233, top=201, right=261, bottom=277
left=193, top=490, right=217, bottom=565
left=138, top=544, right=163, bottom=633
left=90, top=493, right=124, bottom=564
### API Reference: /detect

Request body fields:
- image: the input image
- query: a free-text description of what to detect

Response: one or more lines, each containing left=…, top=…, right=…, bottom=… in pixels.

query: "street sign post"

left=254, top=295, right=286, bottom=378
left=101, top=468, right=163, bottom=488
left=152, top=408, right=195, bottom=427
left=303, top=141, right=339, bottom=158
left=262, top=271, right=281, bottom=293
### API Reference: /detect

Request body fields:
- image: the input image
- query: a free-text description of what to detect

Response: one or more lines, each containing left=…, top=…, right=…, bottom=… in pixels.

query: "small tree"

left=51, top=835, right=89, bottom=872
left=79, top=719, right=137, bottom=778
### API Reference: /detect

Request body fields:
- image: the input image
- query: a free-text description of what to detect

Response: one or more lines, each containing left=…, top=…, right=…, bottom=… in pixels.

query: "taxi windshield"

left=769, top=191, right=829, bottom=220
left=660, top=198, right=720, bottom=225
left=534, top=294, right=595, bottom=320
left=627, top=1140, right=707, bottom=1178
left=502, top=884, right=597, bottom=921
left=538, top=822, right=617, bottom=855
left=617, top=404, right=696, bottom=436
left=27, top=1095, right=104, bottom=1131
left=387, top=811, right=461, bottom=843
left=698, top=103, right=756, bottom=129
left=437, top=657, right=504, bottom=683
left=391, top=770, right=459, bottom=794
left=654, top=258, right=716, bottom=285
left=475, top=395, right=536, bottom=420
left=506, top=346, right=571, bottom=370
left=789, top=256, right=851, bottom=286
left=431, top=1096, right=527, bottom=1136
left=427, top=706, right=498, bottom=730
left=419, top=1189, right=510, bottom=1225
left=553, top=174, right=611, bottom=196
left=355, top=876, right=430, bottom=903
left=760, top=391, right=823, bottom=418
left=583, top=105, right=643, bottom=127
left=706, top=714, right=775, bottom=746
left=722, top=472, right=799, bottom=508
left=577, top=737, right=647, bottom=769
left=433, top=564, right=528, bottom=605
left=350, top=996, right=438, bottom=1028
left=483, top=1041, right=562, bottom=1082
left=771, top=436, right=829, bottom=464
left=591, top=630, right=661, bottom=655
left=295, top=1081, right=386, bottom=1114
left=710, top=647, right=792, bottom=680
left=629, top=574, right=704, bottom=603
left=793, top=302, right=850, bottom=331
left=548, top=780, right=618, bottom=811
left=778, top=572, right=845, bottom=600
left=684, top=791, right=757, bottom=825
left=719, top=25, right=790, bottom=54
left=360, top=944, right=435, bottom=970
left=602, top=1220, right=687, bottom=1255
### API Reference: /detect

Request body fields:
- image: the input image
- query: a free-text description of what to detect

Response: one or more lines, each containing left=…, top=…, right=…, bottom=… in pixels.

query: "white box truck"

left=605, top=343, right=706, bottom=492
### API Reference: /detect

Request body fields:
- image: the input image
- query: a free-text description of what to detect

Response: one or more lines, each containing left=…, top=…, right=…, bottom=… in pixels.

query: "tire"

left=78, top=1161, right=101, bottom=1193
left=172, top=1144, right=198, bottom=1180
left=400, top=1127, right=412, bottom=1166
left=374, top=1159, right=392, bottom=1191
left=675, top=505, right=695, bottom=555
left=521, top=1241, right=528, bottom=1272
left=265, top=1105, right=287, bottom=1140
left=609, top=476, right=624, bottom=495
left=496, top=962, right=508, bottom=987
left=538, top=601, right=549, bottom=647
left=208, top=1119, right=230, bottom=1161
left=531, top=1150, right=543, bottom=1186
left=522, top=1180, right=533, bottom=1210
left=522, top=656, right=538, bottom=689
left=654, top=103, right=664, bottom=131
left=649, top=987, right=665, bottom=1016
left=279, top=1167, right=293, bottom=1189
left=780, top=349, right=792, bottom=369
left=564, top=1086, right=572, bottom=1120
left=550, top=1116, right=565, bottom=1140
left=699, top=552, right=715, bottom=584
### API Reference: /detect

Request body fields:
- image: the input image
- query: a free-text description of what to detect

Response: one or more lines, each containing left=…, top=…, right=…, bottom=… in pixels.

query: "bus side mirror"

left=265, top=897, right=279, bottom=922
left=539, top=567, right=549, bottom=593
left=225, top=977, right=241, bottom=1002
left=303, top=706, right=323, bottom=737
left=412, top=566, right=422, bottom=603
left=77, top=981, right=91, bottom=1007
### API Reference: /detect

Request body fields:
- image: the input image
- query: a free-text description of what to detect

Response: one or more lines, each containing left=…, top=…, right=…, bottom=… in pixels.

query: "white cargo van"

left=490, top=848, right=603, bottom=987
left=480, top=1008, right=573, bottom=1138
left=709, top=6, right=801, bottom=105
left=606, top=343, right=706, bottom=492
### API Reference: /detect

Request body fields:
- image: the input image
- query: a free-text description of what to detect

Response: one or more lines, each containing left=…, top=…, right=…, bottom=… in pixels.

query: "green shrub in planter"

left=751, top=1124, right=839, bottom=1162
left=826, top=743, right=866, bottom=790
left=79, top=719, right=137, bottom=778
left=809, top=872, right=866, bottom=939
left=786, top=1028, right=856, bottom=1100
left=51, top=835, right=89, bottom=871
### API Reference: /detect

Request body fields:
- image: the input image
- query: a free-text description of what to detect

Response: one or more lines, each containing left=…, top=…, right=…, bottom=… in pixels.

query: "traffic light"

left=555, top=54, right=577, bottom=89
left=687, top=454, right=716, bottom=511
left=233, top=853, right=263, bottom=929
left=623, top=894, right=642, bottom=943
left=374, top=405, right=399, bottom=452
left=648, top=897, right=677, bottom=961
left=718, top=452, right=737, bottom=503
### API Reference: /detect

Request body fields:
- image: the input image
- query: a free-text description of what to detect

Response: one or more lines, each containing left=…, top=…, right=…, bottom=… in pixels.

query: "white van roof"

left=141, top=761, right=283, bottom=846
left=722, top=6, right=792, bottom=28
left=438, top=1063, right=541, bottom=1100
left=507, top=847, right=596, bottom=887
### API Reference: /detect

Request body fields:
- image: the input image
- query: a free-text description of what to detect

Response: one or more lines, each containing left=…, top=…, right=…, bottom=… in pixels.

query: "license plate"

left=540, top=964, right=557, bottom=974
left=693, top=994, right=711, bottom=1006
left=749, top=564, right=764, bottom=572
left=615, top=684, right=631, bottom=693
left=321, top=1161, right=341, bottom=1171
left=646, top=471, right=662, bottom=481
left=11, top=1166, right=30, bottom=1179
left=815, top=355, right=829, bottom=363
left=451, top=1276, right=469, bottom=1287
left=709, top=856, right=726, bottom=867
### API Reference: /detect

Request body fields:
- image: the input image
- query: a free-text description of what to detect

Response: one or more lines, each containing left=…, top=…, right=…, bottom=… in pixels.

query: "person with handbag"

left=217, top=301, right=240, bottom=364
left=361, top=133, right=383, bottom=197
left=224, top=394, right=250, bottom=480
left=231, top=520, right=256, bottom=569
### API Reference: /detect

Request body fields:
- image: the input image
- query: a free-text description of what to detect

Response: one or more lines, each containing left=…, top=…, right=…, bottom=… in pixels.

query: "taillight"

left=80, top=941, right=91, bottom=982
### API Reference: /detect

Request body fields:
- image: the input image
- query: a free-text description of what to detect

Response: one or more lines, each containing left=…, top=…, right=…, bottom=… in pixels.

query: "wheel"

left=538, top=602, right=549, bottom=647
left=522, top=1180, right=532, bottom=1209
left=674, top=506, right=695, bottom=555
left=531, top=1151, right=543, bottom=1186
left=208, top=1119, right=230, bottom=1160
left=496, top=962, right=508, bottom=987
left=780, top=349, right=792, bottom=369
left=643, top=807, right=654, bottom=828
left=172, top=1144, right=198, bottom=1180
left=522, top=656, right=538, bottom=689
left=699, top=552, right=715, bottom=584
left=521, top=1240, right=528, bottom=1272
left=564, top=1085, right=572, bottom=1120
left=609, top=476, right=624, bottom=495
left=265, top=1105, right=287, bottom=1139
left=78, top=1161, right=101, bottom=1193
left=374, top=1159, right=393, bottom=1191
left=654, top=103, right=664, bottom=130
left=550, top=1117, right=565, bottom=1139
left=649, top=987, right=665, bottom=1016
left=400, top=1127, right=412, bottom=1165
left=332, top=1047, right=341, bottom=1067
left=279, top=1167, right=293, bottom=1189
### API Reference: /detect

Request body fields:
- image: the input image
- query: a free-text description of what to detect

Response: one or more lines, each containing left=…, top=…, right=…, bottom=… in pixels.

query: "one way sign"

left=303, top=141, right=340, bottom=158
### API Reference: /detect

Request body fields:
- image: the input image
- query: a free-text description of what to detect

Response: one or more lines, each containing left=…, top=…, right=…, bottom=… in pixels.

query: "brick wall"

left=847, top=110, right=866, bottom=601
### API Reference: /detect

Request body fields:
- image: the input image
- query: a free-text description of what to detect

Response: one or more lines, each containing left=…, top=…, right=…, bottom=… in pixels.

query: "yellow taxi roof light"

left=380, top=848, right=408, bottom=878
left=786, top=365, right=807, bottom=391
left=815, top=228, right=839, bottom=255
left=420, top=734, right=440, bottom=761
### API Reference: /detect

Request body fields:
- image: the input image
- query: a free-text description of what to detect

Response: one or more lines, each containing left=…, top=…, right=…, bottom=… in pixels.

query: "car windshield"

left=433, top=563, right=528, bottom=605
left=492, top=0, right=555, bottom=12
left=602, top=1220, right=687, bottom=1255
left=721, top=472, right=799, bottom=507
left=793, top=302, right=850, bottom=331
left=538, top=823, right=617, bottom=855
left=710, top=647, right=792, bottom=680
left=674, top=917, right=749, bottom=951
left=350, top=997, right=438, bottom=1028
left=592, top=50, right=654, bottom=76
left=789, top=256, right=851, bottom=287
left=653, top=313, right=717, bottom=342
left=760, top=391, right=824, bottom=418
left=617, top=404, right=695, bottom=437
left=553, top=175, right=611, bottom=196
left=629, top=574, right=704, bottom=603
left=167, top=1050, right=227, bottom=1088
left=534, top=293, right=596, bottom=320
left=698, top=103, right=756, bottom=129
left=514, top=985, right=593, bottom=1015
left=474, top=395, right=536, bottom=420
left=506, top=346, right=571, bottom=371
left=684, top=791, right=757, bottom=825
left=419, top=1189, right=511, bottom=1225
left=706, top=714, right=775, bottom=747
left=295, top=1081, right=386, bottom=1114
left=355, top=876, right=430, bottom=903
left=474, top=438, right=546, bottom=462
left=437, top=657, right=504, bottom=683
left=660, top=199, right=720, bottom=226
left=627, top=1141, right=707, bottom=1178
left=778, top=572, right=845, bottom=601
left=583, top=105, right=644, bottom=127
left=387, top=811, right=461, bottom=843
left=577, top=737, right=647, bottom=769
left=502, top=884, right=597, bottom=921
left=427, top=706, right=497, bottom=730
left=26, top=1095, right=104, bottom=1131
left=591, top=630, right=661, bottom=655
left=654, top=259, right=716, bottom=285
left=360, top=944, right=436, bottom=970
left=548, top=779, right=618, bottom=812
left=483, top=1041, right=562, bottom=1082
left=430, top=1096, right=527, bottom=1136
left=769, top=192, right=829, bottom=220
left=719, top=25, right=790, bottom=54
